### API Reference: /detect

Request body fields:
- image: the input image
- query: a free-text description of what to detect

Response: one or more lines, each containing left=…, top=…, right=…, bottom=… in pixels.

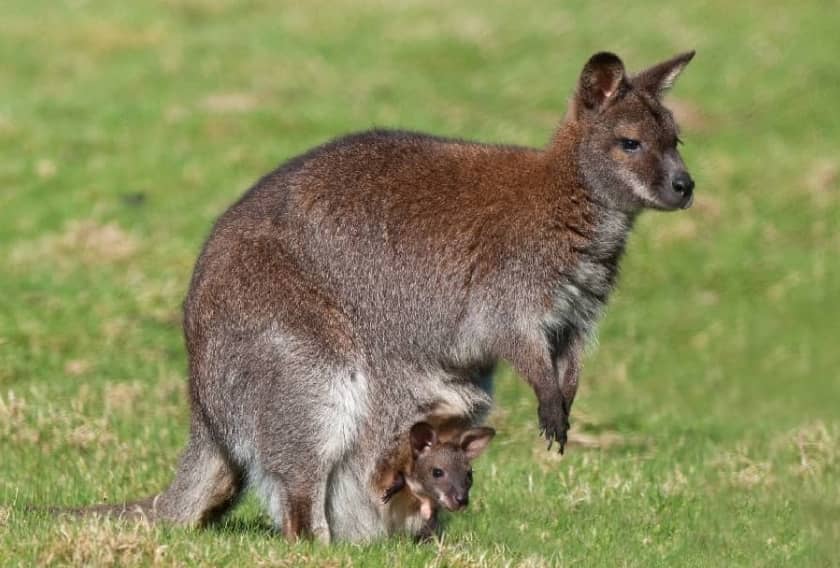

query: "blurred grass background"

left=1, top=0, right=838, bottom=565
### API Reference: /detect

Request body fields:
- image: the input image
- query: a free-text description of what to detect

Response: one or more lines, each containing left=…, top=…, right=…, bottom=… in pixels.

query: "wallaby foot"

left=309, top=478, right=331, bottom=544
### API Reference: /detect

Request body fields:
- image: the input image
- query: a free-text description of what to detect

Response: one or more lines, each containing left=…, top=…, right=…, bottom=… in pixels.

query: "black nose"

left=672, top=172, right=695, bottom=195
left=455, top=494, right=469, bottom=507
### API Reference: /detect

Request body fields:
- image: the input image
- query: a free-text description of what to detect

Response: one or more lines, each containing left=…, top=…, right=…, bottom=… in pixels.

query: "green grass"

left=2, top=0, right=839, bottom=565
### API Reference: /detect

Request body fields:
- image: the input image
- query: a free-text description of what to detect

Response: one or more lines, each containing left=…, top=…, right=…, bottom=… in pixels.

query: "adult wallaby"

left=93, top=50, right=695, bottom=541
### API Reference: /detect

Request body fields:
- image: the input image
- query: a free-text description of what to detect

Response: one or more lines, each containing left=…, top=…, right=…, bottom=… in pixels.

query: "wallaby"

left=66, top=50, right=696, bottom=542
left=376, top=422, right=495, bottom=538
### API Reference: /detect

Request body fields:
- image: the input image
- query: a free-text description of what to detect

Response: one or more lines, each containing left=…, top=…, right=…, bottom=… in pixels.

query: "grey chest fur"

left=549, top=208, right=633, bottom=341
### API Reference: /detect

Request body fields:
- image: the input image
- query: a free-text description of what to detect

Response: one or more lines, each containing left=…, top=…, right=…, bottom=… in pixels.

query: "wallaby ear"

left=633, top=50, right=695, bottom=99
left=459, top=427, right=496, bottom=461
left=410, top=422, right=437, bottom=455
left=574, top=52, right=627, bottom=115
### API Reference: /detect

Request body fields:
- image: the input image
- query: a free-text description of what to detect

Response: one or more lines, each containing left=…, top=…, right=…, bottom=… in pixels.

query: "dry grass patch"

left=784, top=420, right=838, bottom=479
left=804, top=159, right=838, bottom=209
left=567, top=429, right=634, bottom=451
left=0, top=388, right=122, bottom=454
left=200, top=92, right=261, bottom=114
left=37, top=518, right=169, bottom=567
left=711, top=445, right=775, bottom=489
left=132, top=274, right=185, bottom=326
left=9, top=219, right=139, bottom=269
left=660, top=466, right=691, bottom=497
left=252, top=550, right=347, bottom=568
left=67, top=422, right=118, bottom=450
left=64, top=359, right=92, bottom=377
left=707, top=423, right=838, bottom=494
left=103, top=382, right=146, bottom=416
left=0, top=390, right=40, bottom=445
left=65, top=21, right=164, bottom=55
left=423, top=535, right=555, bottom=568
left=35, top=158, right=58, bottom=179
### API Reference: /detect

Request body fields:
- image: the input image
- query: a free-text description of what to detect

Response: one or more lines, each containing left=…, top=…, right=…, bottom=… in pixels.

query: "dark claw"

left=538, top=397, right=570, bottom=453
left=382, top=472, right=406, bottom=504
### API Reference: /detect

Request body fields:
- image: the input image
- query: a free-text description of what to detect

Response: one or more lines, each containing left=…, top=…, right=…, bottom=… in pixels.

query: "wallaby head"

left=405, top=422, right=495, bottom=516
left=564, top=50, right=696, bottom=213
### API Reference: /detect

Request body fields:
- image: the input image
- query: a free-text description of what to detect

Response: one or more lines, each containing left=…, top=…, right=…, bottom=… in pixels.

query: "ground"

left=1, top=0, right=839, bottom=566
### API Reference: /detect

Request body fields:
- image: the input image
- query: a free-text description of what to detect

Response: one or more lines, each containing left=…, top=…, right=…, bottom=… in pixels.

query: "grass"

left=1, top=0, right=838, bottom=565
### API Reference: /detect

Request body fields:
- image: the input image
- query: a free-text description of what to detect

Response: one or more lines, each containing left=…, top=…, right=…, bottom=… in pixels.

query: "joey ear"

left=410, top=422, right=437, bottom=455
left=633, top=50, right=695, bottom=99
left=574, top=52, right=627, bottom=115
left=460, top=427, right=496, bottom=461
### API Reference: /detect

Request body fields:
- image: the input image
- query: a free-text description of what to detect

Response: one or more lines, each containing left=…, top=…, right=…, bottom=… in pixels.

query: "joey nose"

left=672, top=172, right=695, bottom=195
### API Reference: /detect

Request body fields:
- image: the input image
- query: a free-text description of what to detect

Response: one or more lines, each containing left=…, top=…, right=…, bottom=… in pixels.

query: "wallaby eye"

left=432, top=468, right=444, bottom=478
left=620, top=138, right=641, bottom=152
left=467, top=469, right=473, bottom=482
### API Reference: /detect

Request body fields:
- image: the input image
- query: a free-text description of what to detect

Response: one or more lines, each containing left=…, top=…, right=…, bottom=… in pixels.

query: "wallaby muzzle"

left=672, top=171, right=695, bottom=208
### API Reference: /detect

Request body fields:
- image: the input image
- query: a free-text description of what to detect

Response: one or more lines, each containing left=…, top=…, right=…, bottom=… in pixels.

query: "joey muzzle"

left=442, top=490, right=469, bottom=511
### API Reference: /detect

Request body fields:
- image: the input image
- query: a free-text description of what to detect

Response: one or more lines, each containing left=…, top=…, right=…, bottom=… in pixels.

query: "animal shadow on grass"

left=207, top=510, right=463, bottom=545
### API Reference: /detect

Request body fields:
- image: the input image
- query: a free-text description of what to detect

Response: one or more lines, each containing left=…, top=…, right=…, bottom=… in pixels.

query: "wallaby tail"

left=37, top=496, right=162, bottom=522
left=34, top=423, right=244, bottom=528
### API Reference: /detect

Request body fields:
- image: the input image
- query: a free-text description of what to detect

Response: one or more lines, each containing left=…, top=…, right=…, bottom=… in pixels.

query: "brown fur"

left=61, top=51, right=696, bottom=542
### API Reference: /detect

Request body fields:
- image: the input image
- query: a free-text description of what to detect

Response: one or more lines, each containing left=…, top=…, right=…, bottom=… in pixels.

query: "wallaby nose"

left=455, top=494, right=469, bottom=508
left=672, top=172, right=695, bottom=195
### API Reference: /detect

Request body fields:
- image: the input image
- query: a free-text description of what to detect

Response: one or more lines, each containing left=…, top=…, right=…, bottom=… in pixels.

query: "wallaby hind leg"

left=307, top=475, right=331, bottom=543
left=282, top=485, right=313, bottom=540
left=156, top=427, right=244, bottom=527
left=257, top=469, right=331, bottom=543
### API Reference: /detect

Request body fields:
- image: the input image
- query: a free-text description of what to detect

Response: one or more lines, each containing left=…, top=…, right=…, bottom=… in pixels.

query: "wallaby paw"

left=538, top=398, right=570, bottom=453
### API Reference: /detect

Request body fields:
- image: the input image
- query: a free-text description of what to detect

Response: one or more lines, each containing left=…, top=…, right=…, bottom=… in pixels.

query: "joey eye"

left=467, top=469, right=473, bottom=482
left=620, top=138, right=641, bottom=152
left=432, top=468, right=444, bottom=478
